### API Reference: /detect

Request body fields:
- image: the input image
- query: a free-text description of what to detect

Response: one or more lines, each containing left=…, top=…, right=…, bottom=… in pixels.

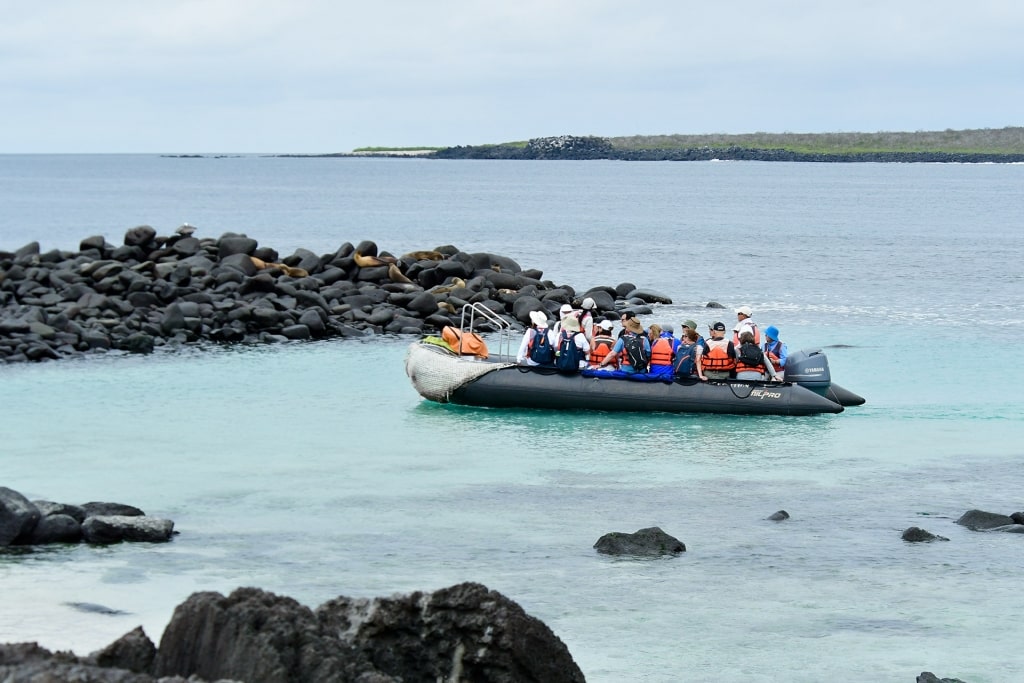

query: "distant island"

left=344, top=127, right=1024, bottom=162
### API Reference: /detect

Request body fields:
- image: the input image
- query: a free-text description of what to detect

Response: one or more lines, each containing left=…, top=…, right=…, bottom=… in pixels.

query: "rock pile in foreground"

left=0, top=486, right=174, bottom=546
left=0, top=226, right=671, bottom=364
left=0, top=583, right=585, bottom=683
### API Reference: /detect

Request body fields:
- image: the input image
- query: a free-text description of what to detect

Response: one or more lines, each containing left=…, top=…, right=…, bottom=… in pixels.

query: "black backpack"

left=738, top=343, right=764, bottom=367
left=623, top=332, right=650, bottom=373
left=529, top=328, right=555, bottom=365
left=555, top=331, right=585, bottom=373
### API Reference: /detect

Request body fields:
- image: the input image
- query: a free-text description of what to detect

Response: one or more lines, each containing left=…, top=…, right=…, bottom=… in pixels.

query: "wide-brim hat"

left=529, top=310, right=548, bottom=328
left=563, top=316, right=581, bottom=332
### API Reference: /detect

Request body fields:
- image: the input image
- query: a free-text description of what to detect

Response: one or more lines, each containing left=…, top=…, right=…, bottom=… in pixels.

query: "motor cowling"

left=784, top=349, right=832, bottom=393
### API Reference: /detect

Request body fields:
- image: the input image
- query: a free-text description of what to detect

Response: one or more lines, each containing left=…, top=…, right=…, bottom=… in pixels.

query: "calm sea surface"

left=1, top=156, right=1023, bottom=682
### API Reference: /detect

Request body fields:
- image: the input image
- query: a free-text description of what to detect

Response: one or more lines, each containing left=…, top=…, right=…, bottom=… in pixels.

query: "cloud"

left=1, top=0, right=1022, bottom=151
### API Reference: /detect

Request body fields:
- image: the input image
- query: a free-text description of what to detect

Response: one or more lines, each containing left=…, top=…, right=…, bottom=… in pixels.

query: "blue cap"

left=765, top=325, right=779, bottom=340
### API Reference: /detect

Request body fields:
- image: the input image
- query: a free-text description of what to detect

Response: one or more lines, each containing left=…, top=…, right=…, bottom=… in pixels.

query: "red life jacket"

left=701, top=338, right=736, bottom=372
left=589, top=335, right=617, bottom=368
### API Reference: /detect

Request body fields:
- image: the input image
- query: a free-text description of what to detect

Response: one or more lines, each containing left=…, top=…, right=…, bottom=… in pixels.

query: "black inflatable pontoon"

left=405, top=342, right=862, bottom=416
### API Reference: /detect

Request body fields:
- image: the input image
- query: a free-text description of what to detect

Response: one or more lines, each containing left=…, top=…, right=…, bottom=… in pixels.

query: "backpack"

left=529, top=328, right=555, bottom=365
left=555, top=331, right=585, bottom=373
left=673, top=342, right=696, bottom=376
left=623, top=332, right=650, bottom=373
left=738, top=343, right=764, bottom=368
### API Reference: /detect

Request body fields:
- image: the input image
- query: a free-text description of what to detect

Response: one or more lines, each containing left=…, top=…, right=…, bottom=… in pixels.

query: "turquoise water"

left=1, top=157, right=1023, bottom=682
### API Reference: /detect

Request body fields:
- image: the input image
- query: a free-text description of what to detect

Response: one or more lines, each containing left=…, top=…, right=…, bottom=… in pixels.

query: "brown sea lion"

left=354, top=251, right=398, bottom=267
left=401, top=250, right=445, bottom=262
left=249, top=256, right=267, bottom=269
left=437, top=301, right=456, bottom=314
left=387, top=263, right=413, bottom=284
left=353, top=252, right=386, bottom=267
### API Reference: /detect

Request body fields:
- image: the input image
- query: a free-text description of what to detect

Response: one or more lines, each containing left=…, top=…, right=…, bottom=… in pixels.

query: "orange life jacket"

left=589, top=335, right=617, bottom=368
left=701, top=338, right=736, bottom=372
left=650, top=337, right=675, bottom=368
left=441, top=325, right=489, bottom=359
left=734, top=342, right=766, bottom=374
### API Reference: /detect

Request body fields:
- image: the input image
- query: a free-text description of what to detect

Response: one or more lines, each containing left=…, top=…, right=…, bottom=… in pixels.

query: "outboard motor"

left=784, top=349, right=832, bottom=396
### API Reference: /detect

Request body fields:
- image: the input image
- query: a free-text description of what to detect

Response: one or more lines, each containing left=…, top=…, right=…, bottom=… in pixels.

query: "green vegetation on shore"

left=611, top=127, right=1024, bottom=155
left=352, top=146, right=444, bottom=152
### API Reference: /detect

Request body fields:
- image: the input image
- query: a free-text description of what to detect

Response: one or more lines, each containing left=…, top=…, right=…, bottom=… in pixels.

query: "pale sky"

left=1, top=0, right=1021, bottom=153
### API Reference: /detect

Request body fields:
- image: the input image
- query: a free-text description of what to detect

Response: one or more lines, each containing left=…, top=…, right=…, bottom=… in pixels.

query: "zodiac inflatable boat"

left=405, top=304, right=864, bottom=417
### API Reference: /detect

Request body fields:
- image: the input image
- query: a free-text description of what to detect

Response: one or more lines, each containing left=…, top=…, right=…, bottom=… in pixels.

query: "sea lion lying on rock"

left=248, top=256, right=308, bottom=278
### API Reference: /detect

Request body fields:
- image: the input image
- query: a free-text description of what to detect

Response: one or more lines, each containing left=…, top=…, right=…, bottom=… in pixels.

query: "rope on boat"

left=405, top=342, right=514, bottom=402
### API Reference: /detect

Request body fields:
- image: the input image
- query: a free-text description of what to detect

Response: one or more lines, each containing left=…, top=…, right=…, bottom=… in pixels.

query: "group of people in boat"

left=515, top=299, right=788, bottom=382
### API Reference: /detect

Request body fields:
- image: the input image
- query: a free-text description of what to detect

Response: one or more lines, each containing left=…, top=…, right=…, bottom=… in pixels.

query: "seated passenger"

left=732, top=305, right=761, bottom=346
left=735, top=330, right=780, bottom=381
left=681, top=319, right=704, bottom=346
left=763, top=325, right=788, bottom=378
left=588, top=319, right=618, bottom=369
left=580, top=297, right=597, bottom=341
left=551, top=303, right=577, bottom=339
left=555, top=315, right=589, bottom=373
left=673, top=327, right=700, bottom=377
left=648, top=323, right=680, bottom=378
left=598, top=313, right=651, bottom=374
left=516, top=310, right=555, bottom=366
left=696, top=321, right=736, bottom=381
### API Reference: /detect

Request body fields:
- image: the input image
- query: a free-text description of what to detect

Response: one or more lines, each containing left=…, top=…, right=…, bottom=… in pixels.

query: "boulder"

left=767, top=510, right=790, bottom=521
left=955, top=509, right=1015, bottom=530
left=80, top=515, right=174, bottom=544
left=88, top=626, right=157, bottom=674
left=32, top=500, right=86, bottom=522
left=917, top=673, right=969, bottom=683
left=218, top=236, right=258, bottom=259
left=624, top=288, right=673, bottom=305
left=0, top=487, right=40, bottom=546
left=123, top=225, right=157, bottom=247
left=901, top=526, right=949, bottom=542
left=26, top=513, right=82, bottom=544
left=593, top=526, right=686, bottom=556
left=81, top=502, right=145, bottom=517
left=153, top=583, right=584, bottom=683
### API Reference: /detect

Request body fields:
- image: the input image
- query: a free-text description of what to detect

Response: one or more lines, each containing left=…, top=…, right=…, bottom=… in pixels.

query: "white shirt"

left=516, top=327, right=553, bottom=365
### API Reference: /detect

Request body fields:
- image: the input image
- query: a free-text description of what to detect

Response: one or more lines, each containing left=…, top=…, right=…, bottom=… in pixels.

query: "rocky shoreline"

left=0, top=226, right=671, bottom=365
left=431, top=135, right=1024, bottom=163
left=0, top=583, right=586, bottom=683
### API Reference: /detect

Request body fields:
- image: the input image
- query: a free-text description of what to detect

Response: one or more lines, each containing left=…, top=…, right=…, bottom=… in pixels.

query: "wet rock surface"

left=0, top=227, right=670, bottom=364
left=1, top=583, right=585, bottom=683
left=593, top=526, right=686, bottom=556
